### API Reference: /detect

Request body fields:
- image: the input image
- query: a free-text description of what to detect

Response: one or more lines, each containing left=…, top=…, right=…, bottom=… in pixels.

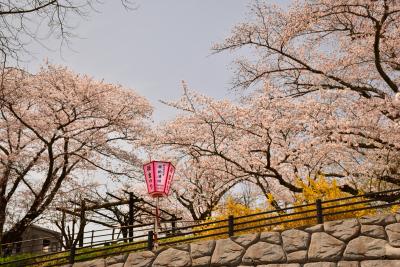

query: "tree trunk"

left=121, top=228, right=128, bottom=243
left=1, top=211, right=38, bottom=244
left=1, top=225, right=25, bottom=244
left=0, top=195, right=7, bottom=244
left=0, top=197, right=6, bottom=229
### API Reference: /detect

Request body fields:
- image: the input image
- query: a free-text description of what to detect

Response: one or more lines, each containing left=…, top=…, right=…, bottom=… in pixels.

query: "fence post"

left=129, top=193, right=134, bottom=242
left=316, top=199, right=324, bottom=224
left=112, top=228, right=116, bottom=244
left=171, top=220, right=177, bottom=236
left=147, top=231, right=154, bottom=251
left=228, top=215, right=234, bottom=237
left=90, top=230, right=94, bottom=248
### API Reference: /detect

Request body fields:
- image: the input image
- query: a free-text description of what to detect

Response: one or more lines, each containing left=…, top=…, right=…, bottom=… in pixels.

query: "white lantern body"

left=143, top=161, right=175, bottom=197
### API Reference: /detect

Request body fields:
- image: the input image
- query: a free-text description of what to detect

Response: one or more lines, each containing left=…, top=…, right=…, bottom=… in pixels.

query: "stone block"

left=386, top=223, right=400, bottom=247
left=174, top=243, right=190, bottom=251
left=304, top=263, right=336, bottom=267
left=304, top=224, right=323, bottom=233
left=152, top=248, right=191, bottom=267
left=324, top=218, right=360, bottom=241
left=106, top=254, right=127, bottom=265
left=360, top=260, right=400, bottom=267
left=286, top=250, right=307, bottom=263
left=124, top=251, right=155, bottom=267
left=360, top=225, right=385, bottom=239
left=190, top=240, right=215, bottom=258
left=231, top=233, right=259, bottom=248
left=191, top=256, right=210, bottom=267
left=308, top=232, right=345, bottom=261
left=242, top=241, right=286, bottom=265
left=343, top=236, right=387, bottom=260
left=258, top=264, right=301, bottom=267
left=154, top=246, right=170, bottom=254
left=385, top=243, right=400, bottom=258
left=73, top=259, right=105, bottom=267
left=260, top=232, right=281, bottom=244
left=281, top=229, right=309, bottom=253
left=359, top=214, right=396, bottom=225
left=337, top=261, right=359, bottom=267
left=210, top=238, right=245, bottom=266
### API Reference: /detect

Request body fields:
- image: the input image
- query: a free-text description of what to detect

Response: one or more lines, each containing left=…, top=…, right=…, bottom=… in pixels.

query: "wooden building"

left=3, top=225, right=61, bottom=255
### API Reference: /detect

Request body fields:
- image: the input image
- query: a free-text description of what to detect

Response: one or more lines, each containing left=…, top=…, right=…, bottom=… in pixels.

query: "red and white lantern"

left=143, top=161, right=175, bottom=197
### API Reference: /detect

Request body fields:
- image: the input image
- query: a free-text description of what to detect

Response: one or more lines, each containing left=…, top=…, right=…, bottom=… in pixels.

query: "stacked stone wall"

left=67, top=213, right=400, bottom=267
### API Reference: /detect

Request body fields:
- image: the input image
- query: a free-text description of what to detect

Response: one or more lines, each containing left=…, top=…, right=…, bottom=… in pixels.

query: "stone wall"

left=68, top=213, right=400, bottom=267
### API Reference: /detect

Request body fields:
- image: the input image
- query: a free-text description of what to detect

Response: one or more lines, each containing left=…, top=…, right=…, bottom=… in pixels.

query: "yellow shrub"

left=280, top=175, right=376, bottom=230
left=193, top=197, right=268, bottom=238
left=214, top=197, right=263, bottom=217
left=194, top=176, right=379, bottom=238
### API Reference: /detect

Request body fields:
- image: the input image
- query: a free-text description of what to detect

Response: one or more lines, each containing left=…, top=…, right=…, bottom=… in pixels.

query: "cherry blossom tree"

left=214, top=0, right=399, bottom=97
left=0, top=64, right=152, bottom=243
left=171, top=158, right=243, bottom=221
left=156, top=86, right=306, bottom=208
left=213, top=0, right=399, bottom=125
left=157, top=79, right=399, bottom=208
left=148, top=0, right=400, bottom=219
left=211, top=0, right=400, bottom=194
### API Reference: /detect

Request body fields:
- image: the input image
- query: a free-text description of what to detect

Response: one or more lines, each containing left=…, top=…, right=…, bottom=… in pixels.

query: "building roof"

left=25, top=224, right=61, bottom=237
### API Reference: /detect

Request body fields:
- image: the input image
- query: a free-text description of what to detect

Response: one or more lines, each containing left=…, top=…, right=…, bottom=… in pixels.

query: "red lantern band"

left=143, top=161, right=175, bottom=197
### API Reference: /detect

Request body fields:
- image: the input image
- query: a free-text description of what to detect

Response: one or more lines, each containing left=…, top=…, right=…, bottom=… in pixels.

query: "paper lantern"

left=143, top=161, right=175, bottom=197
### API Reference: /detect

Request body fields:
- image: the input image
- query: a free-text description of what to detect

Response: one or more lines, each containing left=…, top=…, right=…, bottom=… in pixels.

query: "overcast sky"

left=25, top=0, right=289, bottom=122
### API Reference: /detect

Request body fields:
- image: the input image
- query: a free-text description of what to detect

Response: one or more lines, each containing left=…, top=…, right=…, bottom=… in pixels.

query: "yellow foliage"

left=194, top=176, right=379, bottom=238
left=295, top=175, right=346, bottom=203
left=283, top=175, right=376, bottom=230
left=193, top=196, right=268, bottom=238
left=214, top=197, right=263, bottom=217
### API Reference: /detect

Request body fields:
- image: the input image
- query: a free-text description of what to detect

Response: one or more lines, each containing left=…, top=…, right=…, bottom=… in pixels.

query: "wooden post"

left=90, top=230, right=94, bottom=248
left=171, top=215, right=177, bottom=236
left=112, top=228, right=115, bottom=243
left=147, top=231, right=154, bottom=251
left=129, top=192, right=134, bottom=242
left=316, top=199, right=324, bottom=224
left=228, top=215, right=234, bottom=237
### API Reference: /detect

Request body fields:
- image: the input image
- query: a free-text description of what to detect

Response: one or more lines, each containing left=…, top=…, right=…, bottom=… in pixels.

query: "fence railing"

left=1, top=188, right=400, bottom=267
left=0, top=219, right=188, bottom=257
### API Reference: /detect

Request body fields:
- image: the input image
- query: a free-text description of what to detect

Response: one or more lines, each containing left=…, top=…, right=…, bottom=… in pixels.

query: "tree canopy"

left=155, top=0, right=400, bottom=219
left=0, top=64, right=151, bottom=243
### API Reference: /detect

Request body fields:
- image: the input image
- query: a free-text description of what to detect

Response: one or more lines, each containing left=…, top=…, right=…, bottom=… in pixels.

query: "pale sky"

left=24, top=0, right=289, bottom=122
